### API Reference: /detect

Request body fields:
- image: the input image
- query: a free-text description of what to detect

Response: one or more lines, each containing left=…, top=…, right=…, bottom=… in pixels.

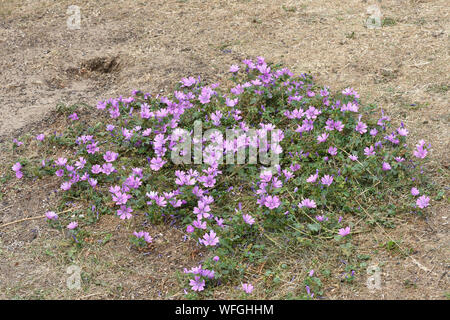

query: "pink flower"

left=349, top=154, right=358, bottom=161
left=189, top=276, right=205, bottom=292
left=413, top=146, right=428, bottom=159
left=150, top=157, right=167, bottom=171
left=88, top=178, right=97, bottom=188
left=45, top=211, right=58, bottom=220
left=321, top=175, right=333, bottom=186
left=411, top=187, right=419, bottom=196
left=317, top=132, right=329, bottom=144
left=200, top=230, right=219, bottom=246
left=226, top=97, right=239, bottom=107
left=382, top=162, right=391, bottom=171
left=229, top=65, right=240, bottom=73
left=36, top=134, right=45, bottom=141
left=416, top=195, right=430, bottom=209
left=67, top=221, right=78, bottom=229
left=103, top=151, right=118, bottom=162
left=306, top=171, right=319, bottom=183
left=117, top=205, right=133, bottom=220
left=68, top=113, right=78, bottom=121
left=12, top=162, right=22, bottom=172
left=264, top=195, right=281, bottom=210
left=338, top=226, right=351, bottom=237
left=243, top=214, right=255, bottom=225
left=133, top=231, right=153, bottom=243
left=298, top=198, right=317, bottom=209
left=55, top=157, right=67, bottom=166
left=397, top=127, right=408, bottom=136
left=101, top=163, right=115, bottom=175
left=355, top=122, right=367, bottom=134
left=60, top=181, right=72, bottom=191
left=364, top=145, right=376, bottom=157
left=112, top=192, right=132, bottom=205
left=180, top=76, right=196, bottom=87
left=328, top=146, right=337, bottom=156
left=242, top=283, right=254, bottom=294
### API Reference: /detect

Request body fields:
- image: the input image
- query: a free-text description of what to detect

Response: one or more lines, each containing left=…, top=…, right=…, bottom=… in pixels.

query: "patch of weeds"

left=8, top=57, right=435, bottom=299
left=345, top=31, right=356, bottom=39
left=403, top=279, right=417, bottom=289
left=382, top=17, right=397, bottom=27
left=282, top=5, right=296, bottom=13
left=427, top=84, right=448, bottom=94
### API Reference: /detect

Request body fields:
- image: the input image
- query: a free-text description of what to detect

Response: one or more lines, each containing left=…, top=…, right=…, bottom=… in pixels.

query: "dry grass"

left=0, top=0, right=448, bottom=299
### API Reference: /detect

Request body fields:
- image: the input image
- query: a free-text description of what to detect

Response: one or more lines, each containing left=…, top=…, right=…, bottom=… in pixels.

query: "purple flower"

left=91, top=164, right=102, bottom=174
left=355, top=121, right=367, bottom=134
left=264, top=195, right=281, bottom=210
left=298, top=198, right=317, bottom=209
left=45, top=211, right=58, bottom=220
left=382, top=162, right=391, bottom=171
left=117, top=205, right=133, bottom=220
left=67, top=221, right=78, bottom=229
left=243, top=214, right=255, bottom=225
left=75, top=157, right=86, bottom=170
left=242, top=283, right=254, bottom=294
left=338, top=226, right=351, bottom=237
left=349, top=154, right=358, bottom=161
left=413, top=141, right=428, bottom=159
left=68, top=113, right=78, bottom=121
left=213, top=256, right=220, bottom=262
left=321, top=175, right=333, bottom=186
left=60, top=181, right=72, bottom=191
left=200, top=230, right=220, bottom=246
left=55, top=157, right=68, bottom=166
left=411, top=187, right=419, bottom=196
left=328, top=146, right=337, bottom=156
left=13, top=139, right=23, bottom=146
left=229, top=65, right=240, bottom=73
left=189, top=276, right=205, bottom=292
left=397, top=127, right=408, bottom=136
left=370, top=128, right=378, bottom=136
left=226, top=97, right=239, bottom=107
left=103, top=151, right=118, bottom=162
left=150, top=157, right=167, bottom=171
left=88, top=178, right=97, bottom=188
left=36, top=134, right=45, bottom=141
left=112, top=192, right=132, bottom=205
left=416, top=195, right=430, bottom=209
left=12, top=162, right=22, bottom=172
left=306, top=171, right=318, bottom=183
left=133, top=231, right=153, bottom=243
left=364, top=145, right=376, bottom=157
left=101, top=163, right=115, bottom=175
left=317, top=132, right=329, bottom=144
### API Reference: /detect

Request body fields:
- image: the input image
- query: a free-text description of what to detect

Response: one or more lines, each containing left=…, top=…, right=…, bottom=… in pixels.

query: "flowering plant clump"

left=10, top=57, right=437, bottom=298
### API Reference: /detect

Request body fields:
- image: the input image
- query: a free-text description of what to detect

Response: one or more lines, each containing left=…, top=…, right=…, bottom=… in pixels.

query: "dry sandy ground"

left=0, top=0, right=448, bottom=299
